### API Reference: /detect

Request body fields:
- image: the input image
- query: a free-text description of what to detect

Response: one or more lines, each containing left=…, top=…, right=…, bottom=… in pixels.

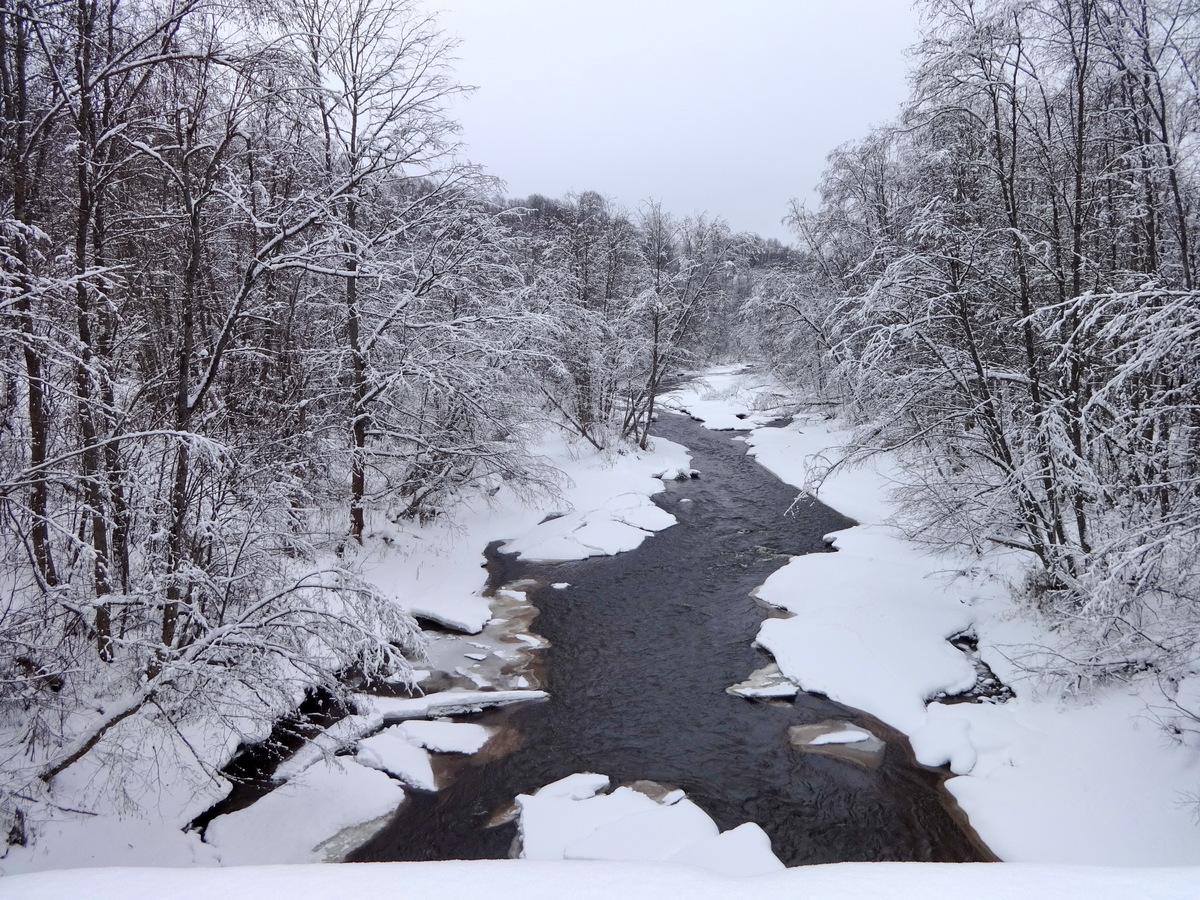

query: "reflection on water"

left=350, top=413, right=993, bottom=865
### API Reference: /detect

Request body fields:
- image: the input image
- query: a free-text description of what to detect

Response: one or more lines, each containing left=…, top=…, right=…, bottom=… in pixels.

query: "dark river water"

left=349, top=412, right=992, bottom=866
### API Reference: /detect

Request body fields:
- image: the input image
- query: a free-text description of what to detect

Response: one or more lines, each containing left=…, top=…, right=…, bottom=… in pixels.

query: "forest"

left=0, top=0, right=759, bottom=838
left=2, top=0, right=1199, bottom=854
left=749, top=0, right=1200, bottom=693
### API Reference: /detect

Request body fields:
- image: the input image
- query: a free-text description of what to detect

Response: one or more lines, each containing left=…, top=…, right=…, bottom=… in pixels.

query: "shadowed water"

left=350, top=412, right=992, bottom=865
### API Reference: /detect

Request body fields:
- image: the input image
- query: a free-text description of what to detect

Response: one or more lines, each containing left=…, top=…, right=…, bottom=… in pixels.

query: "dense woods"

left=0, top=0, right=751, bottom=836
left=6, top=0, right=1199, bottom=855
left=749, top=0, right=1200, bottom=692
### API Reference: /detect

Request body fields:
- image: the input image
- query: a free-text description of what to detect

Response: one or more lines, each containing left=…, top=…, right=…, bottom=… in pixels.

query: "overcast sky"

left=431, top=1, right=921, bottom=242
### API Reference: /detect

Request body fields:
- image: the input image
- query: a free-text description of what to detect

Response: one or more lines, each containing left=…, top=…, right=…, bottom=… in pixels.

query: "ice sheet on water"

left=563, top=799, right=719, bottom=861
left=396, top=720, right=493, bottom=754
left=203, top=758, right=404, bottom=865
left=810, top=730, right=873, bottom=745
left=515, top=774, right=785, bottom=876
left=355, top=726, right=437, bottom=791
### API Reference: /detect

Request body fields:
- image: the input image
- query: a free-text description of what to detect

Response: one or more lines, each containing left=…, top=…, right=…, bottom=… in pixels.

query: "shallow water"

left=350, top=413, right=992, bottom=865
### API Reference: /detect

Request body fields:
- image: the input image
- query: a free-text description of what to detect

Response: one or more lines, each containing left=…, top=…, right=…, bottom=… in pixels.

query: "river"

left=349, top=412, right=992, bottom=865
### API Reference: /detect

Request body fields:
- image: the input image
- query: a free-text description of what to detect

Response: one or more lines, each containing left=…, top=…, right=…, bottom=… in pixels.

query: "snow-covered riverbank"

left=666, top=365, right=1200, bottom=866
left=5, top=364, right=1199, bottom=898
left=5, top=857, right=1198, bottom=900
left=0, top=431, right=694, bottom=875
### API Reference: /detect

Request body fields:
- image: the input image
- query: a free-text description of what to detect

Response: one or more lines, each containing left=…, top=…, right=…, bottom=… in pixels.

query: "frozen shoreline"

left=666, top=365, right=1200, bottom=866
left=5, top=364, right=1199, bottom=895
left=0, top=428, right=695, bottom=875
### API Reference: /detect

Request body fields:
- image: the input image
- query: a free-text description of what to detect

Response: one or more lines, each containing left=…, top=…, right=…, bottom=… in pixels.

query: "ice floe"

left=515, top=774, right=783, bottom=877
left=203, top=758, right=405, bottom=865
left=355, top=726, right=437, bottom=791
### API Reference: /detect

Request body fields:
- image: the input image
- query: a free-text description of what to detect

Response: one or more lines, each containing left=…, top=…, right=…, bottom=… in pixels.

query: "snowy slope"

left=4, top=858, right=1198, bottom=900
left=668, top=367, right=1200, bottom=866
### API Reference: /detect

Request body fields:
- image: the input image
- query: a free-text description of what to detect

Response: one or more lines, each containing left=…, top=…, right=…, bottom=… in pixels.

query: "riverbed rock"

left=788, top=721, right=886, bottom=768
left=727, top=663, right=799, bottom=700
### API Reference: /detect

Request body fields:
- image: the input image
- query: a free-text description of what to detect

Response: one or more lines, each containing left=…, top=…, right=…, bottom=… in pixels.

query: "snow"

left=497, top=436, right=689, bottom=563
left=1, top=414, right=695, bottom=876
left=355, top=689, right=548, bottom=722
left=753, top=526, right=977, bottom=734
left=533, top=772, right=612, bottom=800
left=273, top=713, right=385, bottom=782
left=667, top=822, right=786, bottom=877
left=515, top=775, right=782, bottom=874
left=0, top=818, right=219, bottom=874
left=355, top=726, right=437, bottom=791
left=9, top=365, right=1200, bottom=890
left=203, top=758, right=405, bottom=865
left=925, top=691, right=1200, bottom=865
left=666, top=367, right=1200, bottom=866
left=563, top=799, right=719, bottom=861
left=356, top=430, right=690, bottom=632
left=909, top=713, right=977, bottom=775
left=659, top=364, right=788, bottom=430
left=396, top=720, right=493, bottom=754
left=809, top=730, right=873, bottom=745
left=504, top=493, right=679, bottom=561
left=517, top=786, right=659, bottom=860
left=6, top=859, right=1199, bottom=900
left=0, top=713, right=245, bottom=875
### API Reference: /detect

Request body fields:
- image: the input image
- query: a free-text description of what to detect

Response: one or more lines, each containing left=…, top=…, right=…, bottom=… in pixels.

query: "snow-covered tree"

left=760, top=0, right=1200, bottom=693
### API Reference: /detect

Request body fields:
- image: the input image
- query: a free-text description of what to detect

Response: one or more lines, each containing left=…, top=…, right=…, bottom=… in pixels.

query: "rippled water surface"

left=351, top=413, right=991, bottom=865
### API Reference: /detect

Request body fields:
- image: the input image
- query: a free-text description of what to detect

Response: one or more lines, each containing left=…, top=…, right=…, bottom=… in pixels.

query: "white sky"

left=432, top=1, right=921, bottom=242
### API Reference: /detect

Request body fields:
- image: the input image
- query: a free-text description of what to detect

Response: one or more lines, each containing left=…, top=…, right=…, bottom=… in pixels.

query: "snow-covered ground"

left=355, top=430, right=693, bottom=633
left=666, top=364, right=1200, bottom=866
left=5, top=858, right=1198, bottom=899
left=0, top=428, right=693, bottom=876
left=5, top=363, right=1200, bottom=897
left=513, top=773, right=783, bottom=876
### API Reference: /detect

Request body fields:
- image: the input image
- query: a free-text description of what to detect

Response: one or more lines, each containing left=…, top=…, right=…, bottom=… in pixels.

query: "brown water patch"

left=788, top=720, right=887, bottom=768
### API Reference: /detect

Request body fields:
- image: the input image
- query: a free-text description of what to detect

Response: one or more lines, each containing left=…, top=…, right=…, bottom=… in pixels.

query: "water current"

left=349, top=412, right=993, bottom=865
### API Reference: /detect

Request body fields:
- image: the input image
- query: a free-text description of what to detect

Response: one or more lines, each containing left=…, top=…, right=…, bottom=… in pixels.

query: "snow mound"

left=668, top=822, right=787, bottom=877
left=6, top=859, right=1200, bottom=900
left=563, top=799, right=719, bottom=861
left=503, top=493, right=676, bottom=561
left=396, top=720, right=493, bottom=754
left=408, top=592, right=494, bottom=634
left=355, top=726, right=437, bottom=791
left=517, top=786, right=657, bottom=860
left=754, top=526, right=976, bottom=734
left=534, top=773, right=612, bottom=800
left=515, top=774, right=783, bottom=876
left=203, top=758, right=405, bottom=865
